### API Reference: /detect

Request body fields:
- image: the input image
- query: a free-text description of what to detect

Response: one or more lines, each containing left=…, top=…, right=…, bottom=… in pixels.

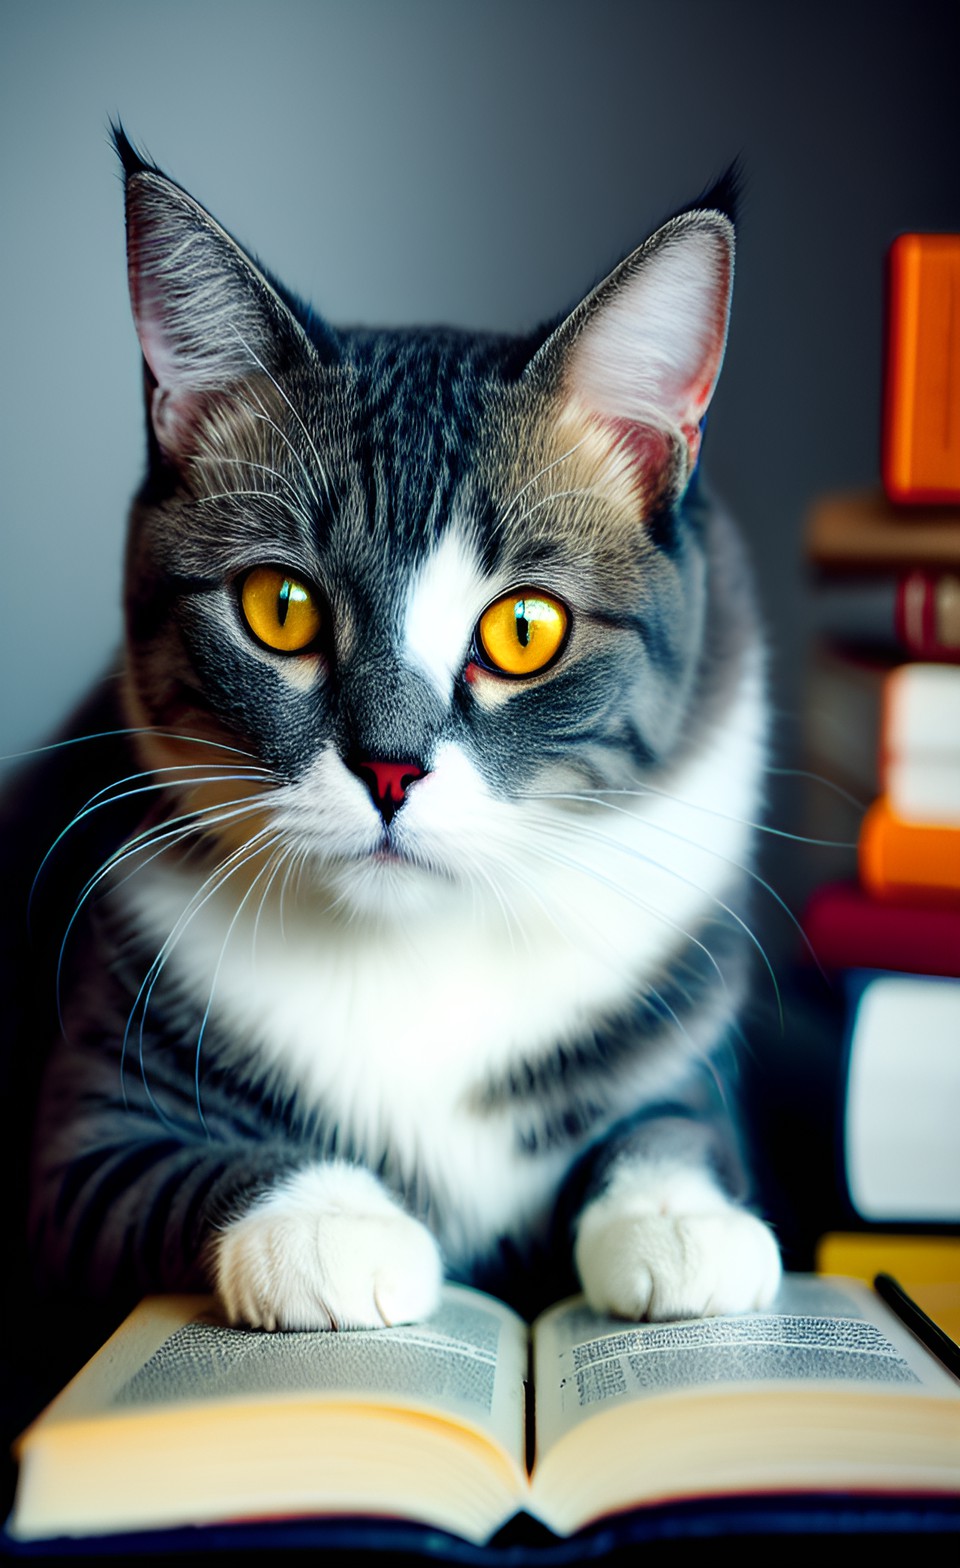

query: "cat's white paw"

left=574, top=1164, right=781, bottom=1321
left=212, top=1162, right=443, bottom=1331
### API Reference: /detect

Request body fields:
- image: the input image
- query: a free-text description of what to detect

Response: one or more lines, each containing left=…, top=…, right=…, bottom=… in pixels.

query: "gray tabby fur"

left=21, top=136, right=781, bottom=1339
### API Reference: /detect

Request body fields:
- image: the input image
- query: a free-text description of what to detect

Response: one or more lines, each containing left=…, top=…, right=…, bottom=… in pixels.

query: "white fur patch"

left=214, top=1161, right=443, bottom=1330
left=401, top=529, right=487, bottom=698
left=574, top=1157, right=782, bottom=1320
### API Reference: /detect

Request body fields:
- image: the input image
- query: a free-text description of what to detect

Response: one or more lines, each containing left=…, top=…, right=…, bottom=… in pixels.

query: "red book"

left=801, top=879, right=960, bottom=977
left=896, top=569, right=960, bottom=660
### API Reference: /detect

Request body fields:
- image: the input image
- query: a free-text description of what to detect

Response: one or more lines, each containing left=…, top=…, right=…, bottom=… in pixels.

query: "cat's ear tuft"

left=117, top=138, right=313, bottom=463
left=527, top=205, right=735, bottom=496
left=110, top=121, right=160, bottom=182
left=681, top=160, right=742, bottom=228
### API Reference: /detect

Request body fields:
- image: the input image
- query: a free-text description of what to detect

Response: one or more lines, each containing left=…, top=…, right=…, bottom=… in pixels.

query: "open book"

left=6, top=1274, right=959, bottom=1549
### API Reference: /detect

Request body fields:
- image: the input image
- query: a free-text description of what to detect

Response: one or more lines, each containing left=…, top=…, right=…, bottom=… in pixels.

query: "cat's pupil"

left=514, top=602, right=530, bottom=649
left=277, top=580, right=291, bottom=628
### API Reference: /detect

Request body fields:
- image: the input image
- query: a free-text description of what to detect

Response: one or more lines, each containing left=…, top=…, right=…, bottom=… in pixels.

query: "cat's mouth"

left=359, top=838, right=455, bottom=886
left=369, top=845, right=412, bottom=866
left=322, top=835, right=458, bottom=919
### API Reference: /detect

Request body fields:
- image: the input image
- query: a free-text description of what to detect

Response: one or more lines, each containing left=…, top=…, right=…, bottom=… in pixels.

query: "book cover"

left=858, top=798, right=960, bottom=902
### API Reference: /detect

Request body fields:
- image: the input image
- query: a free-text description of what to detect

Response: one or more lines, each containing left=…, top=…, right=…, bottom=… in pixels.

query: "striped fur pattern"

left=25, top=133, right=781, bottom=1333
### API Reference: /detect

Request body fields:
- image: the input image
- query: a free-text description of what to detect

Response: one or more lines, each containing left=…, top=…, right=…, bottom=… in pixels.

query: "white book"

left=879, top=664, right=960, bottom=822
left=885, top=754, right=960, bottom=824
left=843, top=972, right=960, bottom=1223
left=883, top=663, right=960, bottom=757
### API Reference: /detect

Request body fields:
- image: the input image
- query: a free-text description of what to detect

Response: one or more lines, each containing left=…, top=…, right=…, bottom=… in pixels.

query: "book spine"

left=895, top=571, right=960, bottom=661
left=885, top=755, right=960, bottom=826
left=806, top=489, right=960, bottom=574
left=840, top=970, right=960, bottom=1226
left=882, top=233, right=960, bottom=505
left=858, top=797, right=960, bottom=902
left=880, top=662, right=960, bottom=822
left=882, top=661, right=960, bottom=751
left=801, top=880, right=960, bottom=978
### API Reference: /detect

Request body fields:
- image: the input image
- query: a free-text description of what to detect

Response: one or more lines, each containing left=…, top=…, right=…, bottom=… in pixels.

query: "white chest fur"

left=117, top=656, right=764, bottom=1263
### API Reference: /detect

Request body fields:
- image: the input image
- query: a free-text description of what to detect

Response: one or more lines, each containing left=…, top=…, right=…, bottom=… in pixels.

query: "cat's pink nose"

left=350, top=758, right=426, bottom=823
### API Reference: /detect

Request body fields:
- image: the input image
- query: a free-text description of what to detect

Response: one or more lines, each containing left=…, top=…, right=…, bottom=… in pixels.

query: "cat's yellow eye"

left=476, top=591, right=569, bottom=677
left=240, top=566, right=322, bottom=653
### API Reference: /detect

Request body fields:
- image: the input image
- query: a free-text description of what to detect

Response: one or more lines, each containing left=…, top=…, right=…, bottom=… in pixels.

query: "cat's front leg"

left=212, top=1162, right=443, bottom=1331
left=571, top=1115, right=781, bottom=1321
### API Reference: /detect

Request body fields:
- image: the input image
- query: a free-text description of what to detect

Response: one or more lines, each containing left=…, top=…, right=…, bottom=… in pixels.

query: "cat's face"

left=118, top=136, right=737, bottom=921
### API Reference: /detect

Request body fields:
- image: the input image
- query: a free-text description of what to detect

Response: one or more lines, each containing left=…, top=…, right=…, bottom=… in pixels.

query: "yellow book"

left=817, top=1232, right=960, bottom=1345
left=5, top=1275, right=960, bottom=1549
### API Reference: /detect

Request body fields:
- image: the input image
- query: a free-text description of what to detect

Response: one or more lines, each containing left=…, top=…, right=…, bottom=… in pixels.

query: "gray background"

left=1, top=0, right=957, bottom=913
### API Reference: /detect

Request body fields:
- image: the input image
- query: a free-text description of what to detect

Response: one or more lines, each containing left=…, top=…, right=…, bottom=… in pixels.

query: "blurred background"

left=1, top=0, right=957, bottom=918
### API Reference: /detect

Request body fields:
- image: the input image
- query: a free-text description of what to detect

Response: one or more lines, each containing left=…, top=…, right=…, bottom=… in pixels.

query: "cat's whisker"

left=287, top=842, right=316, bottom=926
left=519, top=809, right=772, bottom=1041
left=85, top=790, right=275, bottom=902
left=763, top=765, right=869, bottom=814
left=521, top=806, right=730, bottom=988
left=530, top=790, right=825, bottom=991
left=241, top=401, right=326, bottom=512
left=458, top=848, right=526, bottom=956
left=123, top=824, right=281, bottom=1129
left=42, top=757, right=271, bottom=829
left=195, top=487, right=305, bottom=512
left=497, top=434, right=589, bottom=533
left=75, top=761, right=273, bottom=826
left=454, top=805, right=629, bottom=959
left=522, top=831, right=706, bottom=1060
left=510, top=483, right=606, bottom=533
left=228, top=326, right=339, bottom=512
left=56, top=796, right=277, bottom=1038
left=188, top=454, right=316, bottom=533
left=191, top=832, right=290, bottom=1128
left=1, top=725, right=261, bottom=771
left=30, top=765, right=275, bottom=924
left=489, top=845, right=586, bottom=958
left=250, top=841, right=297, bottom=966
left=275, top=844, right=305, bottom=939
left=524, top=806, right=784, bottom=1025
left=529, top=784, right=860, bottom=850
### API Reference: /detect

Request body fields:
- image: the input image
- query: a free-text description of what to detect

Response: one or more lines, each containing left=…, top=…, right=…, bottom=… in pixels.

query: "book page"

left=532, top=1274, right=958, bottom=1459
left=31, top=1285, right=528, bottom=1469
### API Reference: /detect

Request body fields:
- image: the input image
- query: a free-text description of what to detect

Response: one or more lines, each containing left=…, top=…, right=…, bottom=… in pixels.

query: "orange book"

left=883, top=233, right=960, bottom=505
left=859, top=796, right=960, bottom=902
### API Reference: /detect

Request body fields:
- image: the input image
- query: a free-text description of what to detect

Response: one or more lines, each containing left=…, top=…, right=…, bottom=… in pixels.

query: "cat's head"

left=116, top=129, right=745, bottom=921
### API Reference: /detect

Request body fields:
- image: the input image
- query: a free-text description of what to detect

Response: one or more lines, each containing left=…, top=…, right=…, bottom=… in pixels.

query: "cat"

left=9, top=129, right=782, bottom=1355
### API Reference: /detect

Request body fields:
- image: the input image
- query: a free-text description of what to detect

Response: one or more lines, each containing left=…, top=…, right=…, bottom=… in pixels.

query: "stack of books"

left=799, top=232, right=960, bottom=1246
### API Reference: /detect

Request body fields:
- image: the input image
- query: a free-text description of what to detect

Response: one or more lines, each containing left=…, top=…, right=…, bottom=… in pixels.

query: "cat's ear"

left=526, top=201, right=735, bottom=497
left=115, top=128, right=321, bottom=463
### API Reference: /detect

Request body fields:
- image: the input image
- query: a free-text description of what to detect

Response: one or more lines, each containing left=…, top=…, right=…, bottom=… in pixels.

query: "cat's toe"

left=212, top=1162, right=443, bottom=1331
left=576, top=1205, right=781, bottom=1322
